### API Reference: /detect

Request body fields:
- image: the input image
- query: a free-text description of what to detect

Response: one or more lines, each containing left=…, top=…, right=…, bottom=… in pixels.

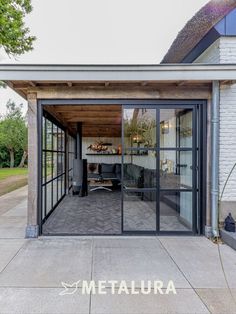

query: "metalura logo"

left=59, top=280, right=177, bottom=296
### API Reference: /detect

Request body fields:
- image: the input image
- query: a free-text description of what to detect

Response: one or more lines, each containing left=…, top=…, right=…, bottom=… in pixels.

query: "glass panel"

left=58, top=176, right=62, bottom=200
left=58, top=129, right=63, bottom=151
left=53, top=125, right=58, bottom=151
left=160, top=191, right=192, bottom=231
left=123, top=151, right=156, bottom=189
left=160, top=150, right=192, bottom=189
left=42, top=186, right=45, bottom=219
left=160, top=109, right=192, bottom=148
left=57, top=153, right=63, bottom=175
left=68, top=169, right=73, bottom=188
left=46, top=120, right=52, bottom=150
left=61, top=154, right=65, bottom=174
left=46, top=152, right=53, bottom=182
left=124, top=108, right=156, bottom=149
left=52, top=179, right=57, bottom=207
left=61, top=174, right=65, bottom=195
left=46, top=182, right=52, bottom=214
left=61, top=130, right=65, bottom=151
left=123, top=191, right=156, bottom=231
left=52, top=152, right=58, bottom=179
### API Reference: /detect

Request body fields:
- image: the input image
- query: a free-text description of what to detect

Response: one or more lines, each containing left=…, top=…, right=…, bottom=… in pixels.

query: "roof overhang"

left=1, top=64, right=236, bottom=81
left=0, top=64, right=236, bottom=99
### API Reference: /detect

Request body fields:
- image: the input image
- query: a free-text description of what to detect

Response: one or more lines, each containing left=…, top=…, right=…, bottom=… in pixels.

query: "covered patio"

left=1, top=64, right=236, bottom=237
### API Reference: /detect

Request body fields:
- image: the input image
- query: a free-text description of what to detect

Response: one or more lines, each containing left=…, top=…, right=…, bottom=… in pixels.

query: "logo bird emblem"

left=59, top=280, right=81, bottom=295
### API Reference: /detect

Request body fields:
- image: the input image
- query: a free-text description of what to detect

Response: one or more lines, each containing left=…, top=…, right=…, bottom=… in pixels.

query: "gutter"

left=211, top=81, right=220, bottom=237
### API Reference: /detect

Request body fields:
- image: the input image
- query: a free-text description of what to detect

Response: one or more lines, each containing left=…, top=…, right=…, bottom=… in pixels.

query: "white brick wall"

left=195, top=37, right=236, bottom=202
left=219, top=37, right=236, bottom=64
left=219, top=83, right=236, bottom=201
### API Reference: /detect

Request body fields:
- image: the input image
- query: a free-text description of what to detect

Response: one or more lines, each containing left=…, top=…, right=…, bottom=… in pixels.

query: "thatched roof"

left=162, top=0, right=236, bottom=63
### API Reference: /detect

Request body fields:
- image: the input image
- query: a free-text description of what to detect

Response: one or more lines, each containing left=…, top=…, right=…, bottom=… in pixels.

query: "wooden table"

left=89, top=179, right=113, bottom=192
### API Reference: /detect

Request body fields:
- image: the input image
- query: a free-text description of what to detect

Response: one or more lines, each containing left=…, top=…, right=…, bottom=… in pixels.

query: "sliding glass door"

left=122, top=107, right=157, bottom=232
left=122, top=104, right=198, bottom=234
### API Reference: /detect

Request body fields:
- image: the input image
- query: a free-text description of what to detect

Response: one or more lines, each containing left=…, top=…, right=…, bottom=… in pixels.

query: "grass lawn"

left=0, top=168, right=28, bottom=180
left=0, top=168, right=28, bottom=196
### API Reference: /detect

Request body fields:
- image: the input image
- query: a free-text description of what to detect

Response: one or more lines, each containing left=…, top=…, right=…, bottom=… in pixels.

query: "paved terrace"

left=0, top=187, right=236, bottom=314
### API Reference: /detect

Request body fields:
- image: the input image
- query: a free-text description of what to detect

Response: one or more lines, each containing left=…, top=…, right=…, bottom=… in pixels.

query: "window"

left=42, top=114, right=66, bottom=219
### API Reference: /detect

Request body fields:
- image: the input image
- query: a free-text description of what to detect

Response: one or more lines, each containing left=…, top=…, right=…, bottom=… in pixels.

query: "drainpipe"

left=211, top=81, right=220, bottom=237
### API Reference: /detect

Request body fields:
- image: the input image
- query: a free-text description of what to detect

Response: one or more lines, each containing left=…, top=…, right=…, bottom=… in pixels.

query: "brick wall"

left=194, top=37, right=236, bottom=220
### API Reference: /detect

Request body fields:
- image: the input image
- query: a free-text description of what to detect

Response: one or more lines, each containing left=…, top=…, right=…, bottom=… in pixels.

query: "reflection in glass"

left=46, top=152, right=53, bottom=181
left=124, top=108, right=156, bottom=149
left=58, top=176, right=62, bottom=200
left=61, top=175, right=65, bottom=195
left=160, top=150, right=192, bottom=189
left=58, top=129, right=62, bottom=151
left=57, top=153, right=63, bottom=175
left=46, top=182, right=52, bottom=214
left=160, top=191, right=192, bottom=231
left=53, top=125, right=58, bottom=151
left=46, top=120, right=52, bottom=150
left=61, top=131, right=65, bottom=151
left=52, top=179, right=57, bottom=207
left=123, top=191, right=156, bottom=231
left=160, top=109, right=192, bottom=148
left=52, top=152, right=58, bottom=179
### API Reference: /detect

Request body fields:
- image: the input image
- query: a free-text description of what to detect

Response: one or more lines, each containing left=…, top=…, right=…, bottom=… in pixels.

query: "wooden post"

left=25, top=93, right=39, bottom=238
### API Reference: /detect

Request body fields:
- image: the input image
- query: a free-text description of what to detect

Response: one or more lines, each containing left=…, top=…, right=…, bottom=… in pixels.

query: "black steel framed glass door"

left=122, top=104, right=199, bottom=234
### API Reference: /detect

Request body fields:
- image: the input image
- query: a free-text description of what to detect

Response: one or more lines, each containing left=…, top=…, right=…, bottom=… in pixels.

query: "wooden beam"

left=67, top=117, right=122, bottom=123
left=60, top=112, right=121, bottom=118
left=54, top=105, right=121, bottom=112
left=44, top=106, right=75, bottom=135
left=28, top=81, right=36, bottom=87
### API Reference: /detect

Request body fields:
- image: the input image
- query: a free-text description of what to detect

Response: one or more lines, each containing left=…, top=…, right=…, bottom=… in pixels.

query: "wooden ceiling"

left=44, top=105, right=122, bottom=137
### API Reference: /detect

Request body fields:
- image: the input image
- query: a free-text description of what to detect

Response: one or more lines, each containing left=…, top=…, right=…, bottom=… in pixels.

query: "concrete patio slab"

left=0, top=216, right=26, bottom=238
left=0, top=239, right=25, bottom=273
left=94, top=236, right=160, bottom=248
left=3, top=200, right=27, bottom=217
left=159, top=237, right=228, bottom=288
left=0, top=239, right=92, bottom=287
left=0, top=288, right=90, bottom=314
left=0, top=186, right=27, bottom=216
left=219, top=244, right=236, bottom=288
left=93, top=237, right=190, bottom=288
left=196, top=288, right=236, bottom=314
left=90, top=288, right=210, bottom=314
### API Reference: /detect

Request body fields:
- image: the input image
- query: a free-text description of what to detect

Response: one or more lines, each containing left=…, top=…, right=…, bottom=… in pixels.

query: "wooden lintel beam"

left=29, top=81, right=36, bottom=87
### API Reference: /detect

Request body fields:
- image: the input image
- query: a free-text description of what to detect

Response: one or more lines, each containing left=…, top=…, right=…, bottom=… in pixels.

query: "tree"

left=0, top=100, right=27, bottom=168
left=0, top=0, right=36, bottom=56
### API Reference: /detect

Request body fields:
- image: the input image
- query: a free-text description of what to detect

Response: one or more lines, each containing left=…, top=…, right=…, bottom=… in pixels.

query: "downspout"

left=211, top=81, right=220, bottom=237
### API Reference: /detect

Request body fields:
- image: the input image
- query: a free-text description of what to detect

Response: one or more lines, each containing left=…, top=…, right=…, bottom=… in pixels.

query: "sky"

left=0, top=0, right=209, bottom=115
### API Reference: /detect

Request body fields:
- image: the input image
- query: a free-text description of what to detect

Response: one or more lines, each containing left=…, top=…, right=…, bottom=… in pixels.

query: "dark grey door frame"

left=37, top=99, right=207, bottom=236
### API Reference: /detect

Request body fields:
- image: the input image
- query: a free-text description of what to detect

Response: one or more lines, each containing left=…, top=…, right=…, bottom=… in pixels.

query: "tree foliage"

left=0, top=0, right=36, bottom=55
left=0, top=100, right=28, bottom=168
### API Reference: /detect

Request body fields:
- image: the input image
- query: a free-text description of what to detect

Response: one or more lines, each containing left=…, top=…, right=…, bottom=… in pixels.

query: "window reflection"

left=124, top=108, right=156, bottom=149
left=160, top=109, right=192, bottom=148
